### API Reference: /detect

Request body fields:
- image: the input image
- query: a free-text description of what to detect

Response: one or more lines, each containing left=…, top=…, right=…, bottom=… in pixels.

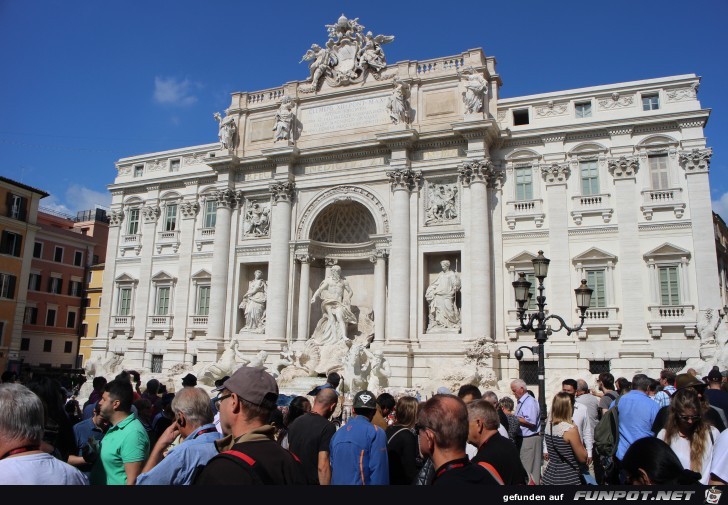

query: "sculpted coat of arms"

left=300, top=14, right=395, bottom=93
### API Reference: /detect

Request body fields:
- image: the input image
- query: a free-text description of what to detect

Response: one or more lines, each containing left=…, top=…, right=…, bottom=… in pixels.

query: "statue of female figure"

left=458, top=67, right=488, bottom=114
left=386, top=79, right=410, bottom=125
left=240, top=270, right=267, bottom=332
left=273, top=96, right=296, bottom=143
left=425, top=260, right=462, bottom=331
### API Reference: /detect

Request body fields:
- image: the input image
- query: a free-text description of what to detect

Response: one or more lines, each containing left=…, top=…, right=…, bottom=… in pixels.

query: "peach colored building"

left=19, top=208, right=108, bottom=370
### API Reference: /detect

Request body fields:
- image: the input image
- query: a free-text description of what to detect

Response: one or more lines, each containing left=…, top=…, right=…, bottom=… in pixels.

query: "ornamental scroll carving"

left=608, top=156, right=639, bottom=178
left=180, top=201, right=200, bottom=219
left=541, top=163, right=571, bottom=184
left=142, top=205, right=161, bottom=223
left=666, top=85, right=698, bottom=102
left=598, top=93, right=634, bottom=110
left=458, top=159, right=503, bottom=189
left=269, top=181, right=296, bottom=204
left=386, top=168, right=423, bottom=191
left=679, top=148, right=712, bottom=173
left=109, top=210, right=124, bottom=226
left=535, top=101, right=568, bottom=118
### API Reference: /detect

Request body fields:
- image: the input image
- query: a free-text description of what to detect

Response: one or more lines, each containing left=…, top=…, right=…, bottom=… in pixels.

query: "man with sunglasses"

left=193, top=366, right=306, bottom=485
left=136, top=387, right=220, bottom=485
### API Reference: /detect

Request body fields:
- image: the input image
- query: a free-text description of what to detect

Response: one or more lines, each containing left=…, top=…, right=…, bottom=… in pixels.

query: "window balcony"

left=188, top=315, right=209, bottom=327
left=119, top=234, right=142, bottom=257
left=195, top=228, right=215, bottom=251
left=156, top=230, right=180, bottom=253
left=111, top=315, right=134, bottom=328
left=570, top=193, right=613, bottom=225
left=576, top=306, right=621, bottom=340
left=640, top=188, right=685, bottom=220
left=505, top=199, right=545, bottom=229
left=146, top=315, right=173, bottom=339
left=647, top=304, right=696, bottom=338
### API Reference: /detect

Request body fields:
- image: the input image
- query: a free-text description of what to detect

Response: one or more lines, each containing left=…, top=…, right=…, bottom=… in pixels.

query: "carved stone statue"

left=310, top=265, right=356, bottom=345
left=274, top=345, right=295, bottom=376
left=425, top=260, right=462, bottom=332
left=300, top=14, right=395, bottom=93
left=198, top=339, right=246, bottom=386
left=457, top=67, right=488, bottom=114
left=243, top=202, right=270, bottom=237
left=247, top=350, right=269, bottom=369
left=366, top=349, right=391, bottom=393
left=386, top=79, right=411, bottom=125
left=343, top=343, right=370, bottom=394
left=426, top=183, right=458, bottom=224
left=273, top=96, right=296, bottom=143
left=214, top=111, right=236, bottom=151
left=239, top=270, right=267, bottom=333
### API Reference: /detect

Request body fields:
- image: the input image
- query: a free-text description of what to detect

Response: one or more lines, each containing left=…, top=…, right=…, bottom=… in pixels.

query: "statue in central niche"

left=310, top=265, right=356, bottom=345
left=425, top=260, right=462, bottom=332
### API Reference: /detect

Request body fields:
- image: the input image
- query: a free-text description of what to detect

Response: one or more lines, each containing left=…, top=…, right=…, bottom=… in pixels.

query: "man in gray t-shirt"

left=576, top=379, right=599, bottom=430
left=597, top=373, right=618, bottom=418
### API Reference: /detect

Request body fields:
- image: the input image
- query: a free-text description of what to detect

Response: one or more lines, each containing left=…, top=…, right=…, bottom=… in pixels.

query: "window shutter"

left=57, top=279, right=63, bottom=294
left=18, top=197, right=27, bottom=221
left=7, top=275, right=16, bottom=299
left=0, top=231, right=7, bottom=254
left=5, top=193, right=12, bottom=217
left=13, top=234, right=22, bottom=257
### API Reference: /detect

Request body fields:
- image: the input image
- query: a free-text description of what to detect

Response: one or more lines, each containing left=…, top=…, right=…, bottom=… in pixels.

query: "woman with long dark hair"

left=279, top=396, right=311, bottom=449
left=385, top=396, right=420, bottom=484
left=542, top=392, right=587, bottom=485
left=622, top=437, right=701, bottom=485
left=657, top=387, right=720, bottom=484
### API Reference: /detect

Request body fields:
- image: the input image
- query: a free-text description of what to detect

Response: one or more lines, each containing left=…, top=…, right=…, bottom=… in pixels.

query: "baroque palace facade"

left=93, top=16, right=718, bottom=389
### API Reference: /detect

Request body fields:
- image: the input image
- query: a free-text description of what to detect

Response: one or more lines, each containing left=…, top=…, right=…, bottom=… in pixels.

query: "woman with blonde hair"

left=657, top=387, right=719, bottom=484
left=386, top=396, right=421, bottom=484
left=542, top=392, right=587, bottom=485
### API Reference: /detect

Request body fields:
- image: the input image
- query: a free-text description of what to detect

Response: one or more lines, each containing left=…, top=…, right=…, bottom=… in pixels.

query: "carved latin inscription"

left=299, top=96, right=390, bottom=136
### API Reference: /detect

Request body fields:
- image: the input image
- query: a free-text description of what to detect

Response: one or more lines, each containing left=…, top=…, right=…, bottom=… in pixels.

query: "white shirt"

left=709, top=428, right=728, bottom=483
left=659, top=426, right=720, bottom=485
left=0, top=452, right=88, bottom=485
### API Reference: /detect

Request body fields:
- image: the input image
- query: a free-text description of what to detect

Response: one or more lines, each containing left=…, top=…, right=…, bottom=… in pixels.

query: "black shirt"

left=707, top=389, right=728, bottom=419
left=433, top=457, right=500, bottom=486
left=471, top=433, right=528, bottom=485
left=286, top=412, right=336, bottom=485
left=385, top=425, right=419, bottom=485
left=194, top=438, right=307, bottom=485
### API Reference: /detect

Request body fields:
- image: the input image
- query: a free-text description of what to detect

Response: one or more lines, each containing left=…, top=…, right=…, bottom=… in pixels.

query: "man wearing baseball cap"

left=706, top=366, right=728, bottom=419
left=329, top=390, right=389, bottom=485
left=193, top=367, right=306, bottom=485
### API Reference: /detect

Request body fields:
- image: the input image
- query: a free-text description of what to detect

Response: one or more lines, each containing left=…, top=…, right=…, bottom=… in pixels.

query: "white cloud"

left=65, top=184, right=111, bottom=210
left=713, top=192, right=728, bottom=221
left=41, top=196, right=73, bottom=216
left=153, top=76, right=199, bottom=106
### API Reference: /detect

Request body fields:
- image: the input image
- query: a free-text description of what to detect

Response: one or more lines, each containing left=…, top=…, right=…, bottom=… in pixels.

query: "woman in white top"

left=657, top=387, right=719, bottom=484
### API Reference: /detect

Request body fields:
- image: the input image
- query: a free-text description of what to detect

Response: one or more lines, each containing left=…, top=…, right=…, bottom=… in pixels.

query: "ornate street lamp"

left=512, top=251, right=593, bottom=432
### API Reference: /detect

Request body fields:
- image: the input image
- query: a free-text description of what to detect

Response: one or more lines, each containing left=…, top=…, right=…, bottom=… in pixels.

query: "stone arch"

left=296, top=185, right=389, bottom=241
left=568, top=142, right=608, bottom=155
left=636, top=134, right=679, bottom=149
left=504, top=148, right=541, bottom=161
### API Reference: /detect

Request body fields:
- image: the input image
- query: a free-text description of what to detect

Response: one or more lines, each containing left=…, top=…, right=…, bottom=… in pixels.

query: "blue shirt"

left=73, top=417, right=105, bottom=474
left=612, top=390, right=660, bottom=460
left=135, top=423, right=221, bottom=485
left=330, top=415, right=389, bottom=485
left=516, top=394, right=540, bottom=437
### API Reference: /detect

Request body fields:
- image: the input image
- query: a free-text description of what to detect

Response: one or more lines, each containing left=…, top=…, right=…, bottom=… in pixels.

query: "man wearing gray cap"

left=329, top=390, right=389, bottom=485
left=193, top=367, right=306, bottom=485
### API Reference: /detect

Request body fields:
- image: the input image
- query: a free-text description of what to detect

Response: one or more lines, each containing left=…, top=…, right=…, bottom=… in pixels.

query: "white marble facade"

left=93, top=16, right=718, bottom=391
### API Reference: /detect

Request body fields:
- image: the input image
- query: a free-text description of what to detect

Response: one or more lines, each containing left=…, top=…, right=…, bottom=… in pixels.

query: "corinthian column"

left=296, top=254, right=313, bottom=342
left=458, top=159, right=500, bottom=338
left=266, top=181, right=295, bottom=342
left=207, top=188, right=236, bottom=343
left=386, top=168, right=422, bottom=342
left=370, top=250, right=388, bottom=343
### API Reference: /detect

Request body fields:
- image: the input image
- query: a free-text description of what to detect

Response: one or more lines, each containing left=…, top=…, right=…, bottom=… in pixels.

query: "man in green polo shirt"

left=90, top=379, right=150, bottom=485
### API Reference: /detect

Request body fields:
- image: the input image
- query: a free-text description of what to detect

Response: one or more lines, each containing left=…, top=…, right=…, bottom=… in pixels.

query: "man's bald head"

left=417, top=394, right=468, bottom=450
left=315, top=387, right=338, bottom=407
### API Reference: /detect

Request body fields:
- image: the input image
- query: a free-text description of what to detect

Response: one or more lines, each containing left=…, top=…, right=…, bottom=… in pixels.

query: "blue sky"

left=1, top=1, right=727, bottom=217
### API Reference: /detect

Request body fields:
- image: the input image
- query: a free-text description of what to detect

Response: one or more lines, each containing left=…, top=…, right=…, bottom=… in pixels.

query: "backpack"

left=206, top=448, right=302, bottom=485
left=594, top=395, right=621, bottom=472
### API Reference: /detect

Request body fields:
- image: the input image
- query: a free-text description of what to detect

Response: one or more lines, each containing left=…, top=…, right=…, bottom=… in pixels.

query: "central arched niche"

left=309, top=200, right=376, bottom=244
left=304, top=200, right=378, bottom=341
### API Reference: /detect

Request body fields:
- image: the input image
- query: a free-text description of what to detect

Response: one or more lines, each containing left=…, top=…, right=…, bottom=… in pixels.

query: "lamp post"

left=512, top=250, right=593, bottom=432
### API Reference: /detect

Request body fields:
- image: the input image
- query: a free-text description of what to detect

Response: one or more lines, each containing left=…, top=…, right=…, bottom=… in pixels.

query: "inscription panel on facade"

left=299, top=96, right=390, bottom=136
left=299, top=156, right=387, bottom=175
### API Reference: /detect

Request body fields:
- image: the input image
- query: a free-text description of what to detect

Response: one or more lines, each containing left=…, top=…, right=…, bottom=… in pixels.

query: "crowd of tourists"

left=1, top=364, right=727, bottom=486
